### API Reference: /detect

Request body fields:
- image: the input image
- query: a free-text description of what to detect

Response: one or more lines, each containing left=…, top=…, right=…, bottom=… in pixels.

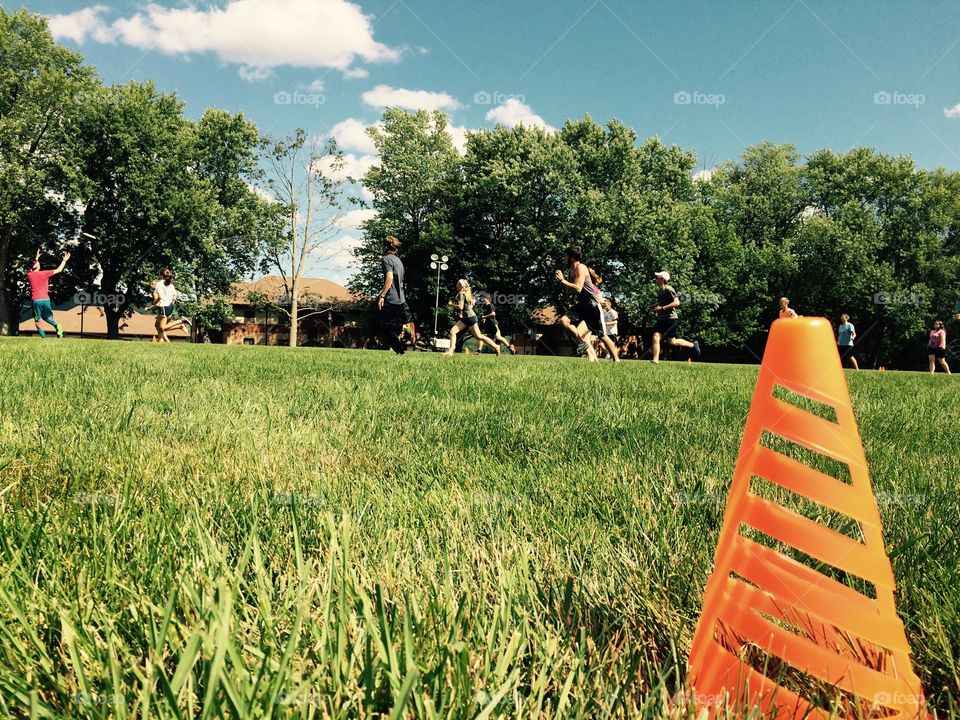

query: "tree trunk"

left=289, top=293, right=299, bottom=347
left=0, top=225, right=12, bottom=336
left=101, top=277, right=122, bottom=339
left=104, top=305, right=121, bottom=339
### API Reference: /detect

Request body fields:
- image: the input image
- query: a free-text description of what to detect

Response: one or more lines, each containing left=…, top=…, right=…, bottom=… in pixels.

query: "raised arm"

left=52, top=252, right=71, bottom=275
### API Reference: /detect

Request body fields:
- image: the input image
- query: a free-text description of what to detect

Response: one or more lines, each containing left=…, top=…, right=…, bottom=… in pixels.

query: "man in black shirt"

left=651, top=271, right=700, bottom=364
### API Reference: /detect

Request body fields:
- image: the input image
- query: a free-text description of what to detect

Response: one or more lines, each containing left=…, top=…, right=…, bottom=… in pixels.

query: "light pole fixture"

left=430, top=253, right=449, bottom=338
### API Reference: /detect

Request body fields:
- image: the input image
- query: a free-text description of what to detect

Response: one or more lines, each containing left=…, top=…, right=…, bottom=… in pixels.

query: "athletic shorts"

left=481, top=320, right=498, bottom=336
left=565, top=303, right=604, bottom=336
left=461, top=315, right=479, bottom=328
left=156, top=306, right=174, bottom=318
left=653, top=317, right=679, bottom=339
left=32, top=299, right=55, bottom=323
left=838, top=344, right=856, bottom=360
left=929, top=346, right=946, bottom=359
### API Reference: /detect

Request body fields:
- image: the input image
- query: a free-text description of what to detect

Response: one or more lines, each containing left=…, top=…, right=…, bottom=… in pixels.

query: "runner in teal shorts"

left=26, top=249, right=70, bottom=338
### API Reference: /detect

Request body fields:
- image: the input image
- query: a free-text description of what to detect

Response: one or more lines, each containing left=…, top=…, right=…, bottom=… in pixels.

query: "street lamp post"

left=430, top=253, right=449, bottom=337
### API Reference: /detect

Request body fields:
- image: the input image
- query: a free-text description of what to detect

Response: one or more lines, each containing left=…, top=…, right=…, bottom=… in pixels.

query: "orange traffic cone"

left=878, top=366, right=886, bottom=373
left=688, top=317, right=926, bottom=719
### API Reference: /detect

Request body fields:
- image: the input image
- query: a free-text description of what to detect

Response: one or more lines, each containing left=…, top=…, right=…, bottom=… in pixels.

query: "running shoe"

left=692, top=340, right=702, bottom=359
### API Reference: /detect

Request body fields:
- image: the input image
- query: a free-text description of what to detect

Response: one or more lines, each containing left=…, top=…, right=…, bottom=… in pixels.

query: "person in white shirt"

left=603, top=299, right=619, bottom=341
left=148, top=268, right=190, bottom=342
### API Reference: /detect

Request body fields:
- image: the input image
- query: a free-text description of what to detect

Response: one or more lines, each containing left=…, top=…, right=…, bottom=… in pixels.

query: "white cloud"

left=342, top=67, right=369, bottom=79
left=485, top=99, right=554, bottom=132
left=447, top=124, right=470, bottom=155
left=316, top=152, right=378, bottom=182
left=245, top=181, right=275, bottom=204
left=336, top=208, right=377, bottom=231
left=47, top=5, right=113, bottom=43
left=239, top=65, right=272, bottom=82
left=692, top=168, right=714, bottom=182
left=944, top=103, right=960, bottom=119
left=309, top=233, right=364, bottom=285
left=302, top=79, right=326, bottom=92
left=48, top=0, right=400, bottom=78
left=330, top=118, right=379, bottom=155
left=362, top=84, right=461, bottom=112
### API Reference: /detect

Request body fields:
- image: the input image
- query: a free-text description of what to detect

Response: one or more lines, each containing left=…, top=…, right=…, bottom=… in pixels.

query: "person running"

left=779, top=297, right=798, bottom=319
left=442, top=280, right=500, bottom=356
left=582, top=267, right=620, bottom=361
left=651, top=271, right=700, bottom=364
left=150, top=268, right=190, bottom=342
left=837, top=313, right=859, bottom=370
left=376, top=236, right=407, bottom=355
left=603, top=298, right=619, bottom=345
left=928, top=320, right=951, bottom=374
left=478, top=298, right=516, bottom=354
left=26, top=249, right=70, bottom=338
left=555, top=247, right=603, bottom=362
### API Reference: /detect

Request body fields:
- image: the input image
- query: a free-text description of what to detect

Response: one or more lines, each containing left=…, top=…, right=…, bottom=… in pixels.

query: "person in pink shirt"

left=26, top=249, right=70, bottom=339
left=928, top=320, right=951, bottom=374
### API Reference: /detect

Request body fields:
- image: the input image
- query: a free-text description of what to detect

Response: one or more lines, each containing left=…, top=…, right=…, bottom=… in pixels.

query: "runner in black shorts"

left=651, top=271, right=700, bottom=364
left=555, top=246, right=602, bottom=362
left=478, top=298, right=516, bottom=354
left=928, top=320, right=950, bottom=374
left=442, top=280, right=501, bottom=356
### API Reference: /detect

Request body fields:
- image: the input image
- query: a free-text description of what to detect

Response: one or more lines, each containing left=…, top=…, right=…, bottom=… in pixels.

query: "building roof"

left=18, top=305, right=188, bottom=339
left=531, top=305, right=559, bottom=324
left=231, top=276, right=355, bottom=305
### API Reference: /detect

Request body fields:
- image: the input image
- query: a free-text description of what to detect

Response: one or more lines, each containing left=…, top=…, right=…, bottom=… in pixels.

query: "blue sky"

left=29, top=0, right=960, bottom=281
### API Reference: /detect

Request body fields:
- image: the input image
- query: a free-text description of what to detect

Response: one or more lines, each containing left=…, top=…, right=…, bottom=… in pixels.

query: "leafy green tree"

left=186, top=109, right=280, bottom=339
left=69, top=81, right=216, bottom=338
left=694, top=143, right=807, bottom=349
left=0, top=8, right=95, bottom=333
left=70, top=83, right=274, bottom=339
left=802, top=148, right=959, bottom=366
left=351, top=109, right=460, bottom=334
left=451, top=124, right=578, bottom=331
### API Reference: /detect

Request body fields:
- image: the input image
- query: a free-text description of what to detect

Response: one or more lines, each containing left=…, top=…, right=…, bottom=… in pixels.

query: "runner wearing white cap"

left=651, top=271, right=700, bottom=364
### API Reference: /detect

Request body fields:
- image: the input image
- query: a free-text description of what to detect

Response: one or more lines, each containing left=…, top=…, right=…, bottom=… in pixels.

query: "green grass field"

left=0, top=338, right=957, bottom=718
